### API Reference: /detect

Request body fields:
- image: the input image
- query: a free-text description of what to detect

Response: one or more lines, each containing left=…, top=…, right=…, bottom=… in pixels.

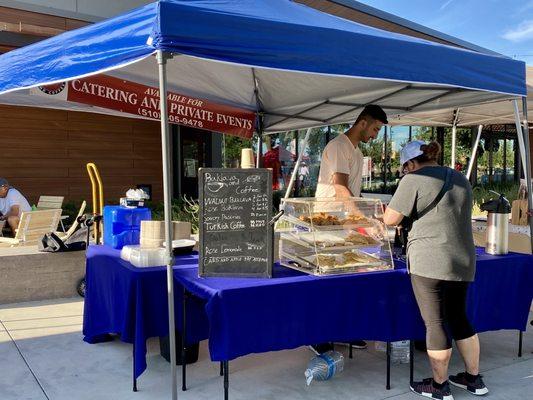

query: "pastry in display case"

left=275, top=197, right=394, bottom=275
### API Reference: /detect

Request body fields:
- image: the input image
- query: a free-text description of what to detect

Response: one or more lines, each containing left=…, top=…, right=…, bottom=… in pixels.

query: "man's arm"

left=1, top=205, right=20, bottom=219
left=0, top=205, right=19, bottom=221
left=331, top=172, right=354, bottom=198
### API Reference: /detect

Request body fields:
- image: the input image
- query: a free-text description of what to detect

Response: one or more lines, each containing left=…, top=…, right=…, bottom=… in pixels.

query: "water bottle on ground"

left=304, top=350, right=344, bottom=385
left=391, top=340, right=410, bottom=364
left=374, top=341, right=386, bottom=352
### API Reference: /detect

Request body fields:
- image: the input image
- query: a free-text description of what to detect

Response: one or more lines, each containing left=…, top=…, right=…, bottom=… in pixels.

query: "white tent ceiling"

left=0, top=53, right=521, bottom=133
left=387, top=66, right=533, bottom=127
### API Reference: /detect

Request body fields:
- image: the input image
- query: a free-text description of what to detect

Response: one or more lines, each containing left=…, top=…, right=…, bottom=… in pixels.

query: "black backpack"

left=38, top=230, right=87, bottom=252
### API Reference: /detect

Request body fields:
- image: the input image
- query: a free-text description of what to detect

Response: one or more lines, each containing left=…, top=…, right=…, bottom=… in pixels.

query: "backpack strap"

left=416, top=168, right=454, bottom=220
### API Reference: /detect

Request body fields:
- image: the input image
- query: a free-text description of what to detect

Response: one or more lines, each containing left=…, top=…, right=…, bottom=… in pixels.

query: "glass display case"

left=276, top=197, right=394, bottom=275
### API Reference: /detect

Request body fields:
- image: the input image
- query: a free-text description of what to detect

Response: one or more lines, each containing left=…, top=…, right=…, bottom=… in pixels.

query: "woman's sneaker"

left=410, top=378, right=454, bottom=400
left=449, top=372, right=489, bottom=396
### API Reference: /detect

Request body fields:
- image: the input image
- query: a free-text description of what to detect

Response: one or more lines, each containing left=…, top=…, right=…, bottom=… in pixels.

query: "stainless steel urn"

left=480, top=192, right=511, bottom=255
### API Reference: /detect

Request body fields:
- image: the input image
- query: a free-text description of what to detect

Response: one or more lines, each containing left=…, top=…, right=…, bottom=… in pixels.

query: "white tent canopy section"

left=0, top=53, right=518, bottom=133
left=388, top=66, right=533, bottom=127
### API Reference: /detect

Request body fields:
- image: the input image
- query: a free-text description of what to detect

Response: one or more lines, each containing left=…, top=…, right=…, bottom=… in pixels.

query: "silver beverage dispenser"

left=480, top=191, right=511, bottom=255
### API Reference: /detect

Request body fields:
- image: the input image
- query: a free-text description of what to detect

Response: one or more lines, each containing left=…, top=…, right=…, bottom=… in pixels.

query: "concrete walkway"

left=0, top=298, right=531, bottom=400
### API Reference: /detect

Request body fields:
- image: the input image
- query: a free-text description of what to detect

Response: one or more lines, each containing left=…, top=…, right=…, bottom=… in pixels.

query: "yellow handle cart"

left=86, top=163, right=104, bottom=244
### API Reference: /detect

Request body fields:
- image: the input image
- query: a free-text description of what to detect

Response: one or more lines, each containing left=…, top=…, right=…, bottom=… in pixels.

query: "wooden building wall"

left=0, top=105, right=163, bottom=205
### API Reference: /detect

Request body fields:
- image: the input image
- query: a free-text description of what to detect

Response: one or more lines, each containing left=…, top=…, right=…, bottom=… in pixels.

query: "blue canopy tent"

left=0, top=1, right=530, bottom=398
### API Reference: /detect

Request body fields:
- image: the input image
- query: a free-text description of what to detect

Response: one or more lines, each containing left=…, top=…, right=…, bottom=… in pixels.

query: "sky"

left=357, top=0, right=533, bottom=64
left=356, top=0, right=533, bottom=146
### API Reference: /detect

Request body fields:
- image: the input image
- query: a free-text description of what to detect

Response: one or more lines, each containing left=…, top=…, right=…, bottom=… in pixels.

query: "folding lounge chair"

left=37, top=195, right=69, bottom=231
left=0, top=209, right=61, bottom=246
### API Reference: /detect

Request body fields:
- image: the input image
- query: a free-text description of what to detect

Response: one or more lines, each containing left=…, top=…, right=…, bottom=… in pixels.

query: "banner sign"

left=31, top=75, right=256, bottom=138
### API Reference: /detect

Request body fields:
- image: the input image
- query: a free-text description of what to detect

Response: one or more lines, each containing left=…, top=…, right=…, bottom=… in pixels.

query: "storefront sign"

left=31, top=75, right=256, bottom=138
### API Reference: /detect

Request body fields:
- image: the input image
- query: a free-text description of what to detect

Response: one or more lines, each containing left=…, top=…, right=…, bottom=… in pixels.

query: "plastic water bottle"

left=391, top=340, right=410, bottom=364
left=374, top=341, right=386, bottom=352
left=304, top=350, right=344, bottom=385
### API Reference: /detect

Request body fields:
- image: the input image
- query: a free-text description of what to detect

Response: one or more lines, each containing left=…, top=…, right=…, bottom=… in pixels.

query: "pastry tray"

left=280, top=231, right=383, bottom=251
left=280, top=249, right=392, bottom=276
left=281, top=214, right=378, bottom=231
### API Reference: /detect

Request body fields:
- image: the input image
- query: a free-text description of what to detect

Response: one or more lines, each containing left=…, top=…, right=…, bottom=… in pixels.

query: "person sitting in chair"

left=0, top=178, right=31, bottom=235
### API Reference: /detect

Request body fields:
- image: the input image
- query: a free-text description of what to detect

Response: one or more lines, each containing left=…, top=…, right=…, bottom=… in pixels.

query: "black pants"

left=411, top=274, right=476, bottom=350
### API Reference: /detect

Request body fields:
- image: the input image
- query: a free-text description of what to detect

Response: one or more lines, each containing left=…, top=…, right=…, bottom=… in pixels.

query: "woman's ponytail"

left=416, top=141, right=441, bottom=163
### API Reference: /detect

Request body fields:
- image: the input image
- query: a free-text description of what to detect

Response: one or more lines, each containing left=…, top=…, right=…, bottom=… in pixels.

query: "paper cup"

left=173, top=221, right=192, bottom=240
left=241, top=148, right=255, bottom=169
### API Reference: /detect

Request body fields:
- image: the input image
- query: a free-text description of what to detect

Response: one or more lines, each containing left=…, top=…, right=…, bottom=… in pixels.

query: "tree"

left=222, top=134, right=252, bottom=167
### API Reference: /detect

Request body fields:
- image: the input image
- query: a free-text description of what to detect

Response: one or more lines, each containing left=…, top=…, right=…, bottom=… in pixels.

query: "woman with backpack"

left=383, top=141, right=488, bottom=400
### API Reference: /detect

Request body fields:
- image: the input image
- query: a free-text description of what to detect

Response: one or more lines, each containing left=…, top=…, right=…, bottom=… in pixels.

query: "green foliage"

left=412, top=127, right=516, bottom=180
left=61, top=200, right=85, bottom=227
left=147, top=196, right=200, bottom=233
left=359, top=137, right=398, bottom=170
left=222, top=135, right=252, bottom=167
left=471, top=182, right=519, bottom=217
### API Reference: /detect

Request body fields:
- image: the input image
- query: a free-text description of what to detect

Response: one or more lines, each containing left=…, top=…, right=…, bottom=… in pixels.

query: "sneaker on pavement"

left=410, top=378, right=454, bottom=400
left=449, top=372, right=489, bottom=396
left=309, top=343, right=334, bottom=354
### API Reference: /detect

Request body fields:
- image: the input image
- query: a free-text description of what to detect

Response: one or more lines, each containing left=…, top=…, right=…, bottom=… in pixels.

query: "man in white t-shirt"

left=316, top=105, right=387, bottom=198
left=313, top=105, right=387, bottom=353
left=0, top=178, right=32, bottom=233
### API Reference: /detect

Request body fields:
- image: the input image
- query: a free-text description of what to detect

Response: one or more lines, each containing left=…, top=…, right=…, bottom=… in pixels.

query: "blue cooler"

left=103, top=206, right=151, bottom=249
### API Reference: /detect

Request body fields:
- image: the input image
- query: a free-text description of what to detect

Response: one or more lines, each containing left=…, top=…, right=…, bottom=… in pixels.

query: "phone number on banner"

left=138, top=108, right=204, bottom=128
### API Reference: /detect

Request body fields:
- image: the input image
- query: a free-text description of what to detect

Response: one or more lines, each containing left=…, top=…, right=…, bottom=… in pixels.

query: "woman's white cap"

left=400, top=140, right=426, bottom=166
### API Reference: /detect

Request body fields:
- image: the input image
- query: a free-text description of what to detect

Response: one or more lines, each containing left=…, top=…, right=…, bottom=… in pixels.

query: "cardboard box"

left=472, top=221, right=531, bottom=254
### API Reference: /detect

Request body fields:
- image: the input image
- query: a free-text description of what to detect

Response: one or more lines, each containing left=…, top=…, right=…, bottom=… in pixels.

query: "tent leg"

left=409, top=340, right=414, bottom=384
left=255, top=114, right=264, bottom=168
left=520, top=98, right=533, bottom=255
left=256, top=133, right=262, bottom=167
left=386, top=342, right=391, bottom=390
left=223, top=361, right=229, bottom=400
left=518, top=330, right=523, bottom=357
left=513, top=100, right=528, bottom=179
left=383, top=127, right=388, bottom=191
left=284, top=128, right=312, bottom=199
left=157, top=50, right=178, bottom=400
left=451, top=109, right=460, bottom=168
left=182, top=288, right=188, bottom=391
left=466, top=125, right=483, bottom=181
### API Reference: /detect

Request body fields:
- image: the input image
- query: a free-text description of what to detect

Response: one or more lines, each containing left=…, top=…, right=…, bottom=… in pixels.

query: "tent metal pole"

left=256, top=115, right=264, bottom=168
left=520, top=98, right=533, bottom=255
left=466, top=125, right=483, bottom=181
left=513, top=99, right=528, bottom=179
left=284, top=127, right=312, bottom=199
left=451, top=109, right=460, bottom=168
left=256, top=133, right=262, bottom=167
left=383, top=126, right=388, bottom=191
left=157, top=50, right=178, bottom=400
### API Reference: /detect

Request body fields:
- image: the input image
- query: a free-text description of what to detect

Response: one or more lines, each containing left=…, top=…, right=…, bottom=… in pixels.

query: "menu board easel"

left=199, top=168, right=273, bottom=277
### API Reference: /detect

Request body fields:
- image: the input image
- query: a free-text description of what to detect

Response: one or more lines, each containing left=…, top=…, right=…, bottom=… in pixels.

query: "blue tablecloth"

left=83, top=245, right=533, bottom=379
left=174, top=248, right=533, bottom=361
left=82, top=245, right=209, bottom=379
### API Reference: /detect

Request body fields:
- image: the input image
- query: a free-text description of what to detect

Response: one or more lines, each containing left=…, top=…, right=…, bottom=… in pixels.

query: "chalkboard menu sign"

left=199, top=168, right=273, bottom=278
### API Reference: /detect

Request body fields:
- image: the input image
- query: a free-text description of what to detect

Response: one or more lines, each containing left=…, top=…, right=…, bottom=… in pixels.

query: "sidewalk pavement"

left=0, top=298, right=531, bottom=400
